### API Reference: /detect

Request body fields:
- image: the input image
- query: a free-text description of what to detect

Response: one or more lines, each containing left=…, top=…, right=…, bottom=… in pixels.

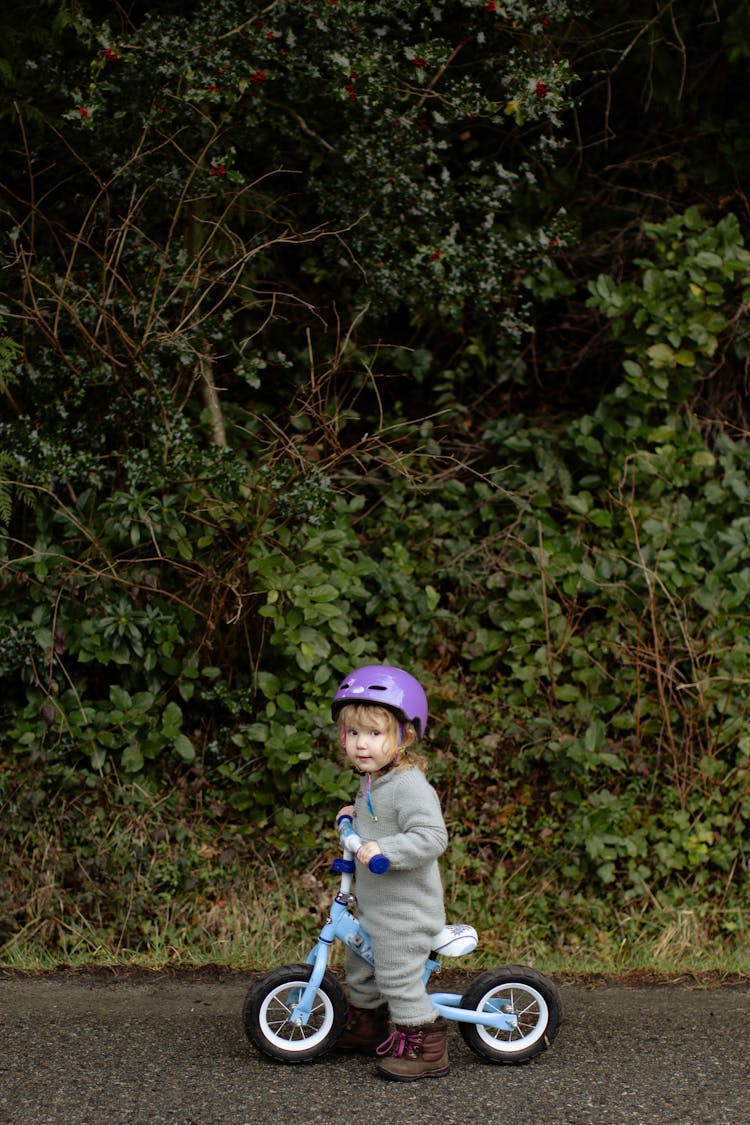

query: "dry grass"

left=4, top=865, right=750, bottom=980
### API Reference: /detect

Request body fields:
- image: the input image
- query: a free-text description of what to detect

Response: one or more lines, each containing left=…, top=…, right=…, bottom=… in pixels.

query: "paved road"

left=1, top=969, right=748, bottom=1125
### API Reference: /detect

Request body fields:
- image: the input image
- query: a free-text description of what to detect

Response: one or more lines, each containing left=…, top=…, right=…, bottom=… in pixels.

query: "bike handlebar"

left=337, top=815, right=390, bottom=874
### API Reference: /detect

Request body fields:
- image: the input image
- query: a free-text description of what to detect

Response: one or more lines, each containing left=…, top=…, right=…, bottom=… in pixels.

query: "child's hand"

left=336, top=804, right=354, bottom=824
left=355, top=840, right=382, bottom=865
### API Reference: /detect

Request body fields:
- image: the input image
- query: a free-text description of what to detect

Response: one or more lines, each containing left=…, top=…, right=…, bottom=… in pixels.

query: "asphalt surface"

left=1, top=968, right=749, bottom=1125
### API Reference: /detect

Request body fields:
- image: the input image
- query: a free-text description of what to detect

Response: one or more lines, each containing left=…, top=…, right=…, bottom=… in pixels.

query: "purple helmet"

left=331, top=664, right=429, bottom=739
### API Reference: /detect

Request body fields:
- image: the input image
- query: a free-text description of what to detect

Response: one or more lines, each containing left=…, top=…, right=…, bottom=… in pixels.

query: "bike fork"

left=291, top=897, right=351, bottom=1027
left=288, top=944, right=331, bottom=1026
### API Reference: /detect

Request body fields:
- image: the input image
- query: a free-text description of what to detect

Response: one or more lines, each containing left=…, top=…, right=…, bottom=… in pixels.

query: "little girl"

left=332, top=663, right=450, bottom=1081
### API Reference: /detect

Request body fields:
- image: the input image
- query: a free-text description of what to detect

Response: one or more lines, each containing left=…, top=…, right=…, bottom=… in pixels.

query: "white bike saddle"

left=430, top=923, right=478, bottom=957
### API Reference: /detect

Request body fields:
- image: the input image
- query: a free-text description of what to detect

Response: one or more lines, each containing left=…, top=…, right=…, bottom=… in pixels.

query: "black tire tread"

left=458, top=964, right=561, bottom=1065
left=243, top=962, right=347, bottom=1064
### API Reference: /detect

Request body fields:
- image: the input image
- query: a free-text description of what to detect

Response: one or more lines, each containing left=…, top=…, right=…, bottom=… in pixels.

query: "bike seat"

left=430, top=923, right=478, bottom=957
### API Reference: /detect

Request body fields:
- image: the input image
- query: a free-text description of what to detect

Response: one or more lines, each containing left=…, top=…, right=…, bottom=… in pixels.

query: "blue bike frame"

left=288, top=827, right=518, bottom=1036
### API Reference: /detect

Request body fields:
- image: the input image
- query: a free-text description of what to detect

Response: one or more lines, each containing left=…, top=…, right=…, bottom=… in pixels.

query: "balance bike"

left=243, top=818, right=562, bottom=1064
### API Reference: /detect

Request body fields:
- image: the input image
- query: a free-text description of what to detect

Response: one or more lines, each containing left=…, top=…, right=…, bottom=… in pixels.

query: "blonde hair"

left=337, top=703, right=428, bottom=773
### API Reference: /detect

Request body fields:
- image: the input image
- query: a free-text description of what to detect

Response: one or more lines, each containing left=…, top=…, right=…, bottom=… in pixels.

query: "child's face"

left=341, top=707, right=399, bottom=774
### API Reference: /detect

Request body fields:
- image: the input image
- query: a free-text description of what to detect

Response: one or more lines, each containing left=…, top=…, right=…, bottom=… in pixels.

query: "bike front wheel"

left=458, top=965, right=561, bottom=1064
left=243, top=963, right=347, bottom=1063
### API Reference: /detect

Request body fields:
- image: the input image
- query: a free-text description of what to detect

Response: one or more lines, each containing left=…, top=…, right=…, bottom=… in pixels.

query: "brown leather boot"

left=374, top=1017, right=450, bottom=1081
left=337, top=1003, right=390, bottom=1055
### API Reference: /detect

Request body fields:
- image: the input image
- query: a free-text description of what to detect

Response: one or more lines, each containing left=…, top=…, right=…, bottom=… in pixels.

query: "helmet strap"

left=365, top=774, right=378, bottom=821
left=390, top=722, right=404, bottom=767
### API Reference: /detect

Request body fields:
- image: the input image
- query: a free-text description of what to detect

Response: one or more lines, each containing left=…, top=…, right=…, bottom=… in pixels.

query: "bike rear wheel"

left=243, top=963, right=347, bottom=1063
left=459, top=965, right=561, bottom=1064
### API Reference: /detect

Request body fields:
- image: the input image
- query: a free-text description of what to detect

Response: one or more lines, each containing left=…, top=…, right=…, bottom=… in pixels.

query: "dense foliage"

left=2, top=0, right=750, bottom=960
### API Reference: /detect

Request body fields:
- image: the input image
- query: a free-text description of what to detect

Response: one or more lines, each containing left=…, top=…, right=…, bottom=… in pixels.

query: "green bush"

left=2, top=0, right=750, bottom=960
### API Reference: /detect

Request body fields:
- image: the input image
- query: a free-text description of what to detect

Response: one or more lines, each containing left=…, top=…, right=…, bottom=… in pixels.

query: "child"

left=332, top=663, right=450, bottom=1081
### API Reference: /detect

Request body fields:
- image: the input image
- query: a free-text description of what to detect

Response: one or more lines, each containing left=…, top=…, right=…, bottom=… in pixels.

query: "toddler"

left=332, top=663, right=449, bottom=1081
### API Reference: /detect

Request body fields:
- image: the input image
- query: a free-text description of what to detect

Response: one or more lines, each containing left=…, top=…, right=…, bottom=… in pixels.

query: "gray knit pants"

left=345, top=929, right=436, bottom=1026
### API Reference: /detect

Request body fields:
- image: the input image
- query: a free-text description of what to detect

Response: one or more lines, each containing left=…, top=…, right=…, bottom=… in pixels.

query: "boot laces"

left=376, top=1028, right=422, bottom=1059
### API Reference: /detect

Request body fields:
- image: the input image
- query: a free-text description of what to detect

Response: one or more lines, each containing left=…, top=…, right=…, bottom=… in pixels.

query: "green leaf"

left=122, top=743, right=144, bottom=772
left=90, top=747, right=107, bottom=770
left=161, top=701, right=183, bottom=737
left=310, top=584, right=339, bottom=602
left=646, top=343, right=674, bottom=367
left=246, top=723, right=269, bottom=742
left=109, top=685, right=132, bottom=710
left=425, top=584, right=440, bottom=611
left=277, top=692, right=296, bottom=713
left=256, top=671, right=281, bottom=698
left=694, top=251, right=723, bottom=269
left=173, top=733, right=196, bottom=761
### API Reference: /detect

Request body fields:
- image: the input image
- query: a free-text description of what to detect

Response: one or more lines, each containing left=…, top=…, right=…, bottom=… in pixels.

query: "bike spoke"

left=479, top=987, right=543, bottom=1041
left=265, top=989, right=328, bottom=1041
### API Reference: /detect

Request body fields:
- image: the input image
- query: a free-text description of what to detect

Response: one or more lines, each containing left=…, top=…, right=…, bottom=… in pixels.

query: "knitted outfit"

left=345, top=766, right=448, bottom=1027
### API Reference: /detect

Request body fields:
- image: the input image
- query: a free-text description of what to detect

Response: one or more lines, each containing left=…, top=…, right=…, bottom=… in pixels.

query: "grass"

left=3, top=776, right=749, bottom=981
left=3, top=868, right=750, bottom=981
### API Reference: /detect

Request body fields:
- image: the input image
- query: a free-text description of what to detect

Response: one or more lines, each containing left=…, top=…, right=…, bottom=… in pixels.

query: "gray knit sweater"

left=351, top=766, right=448, bottom=937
